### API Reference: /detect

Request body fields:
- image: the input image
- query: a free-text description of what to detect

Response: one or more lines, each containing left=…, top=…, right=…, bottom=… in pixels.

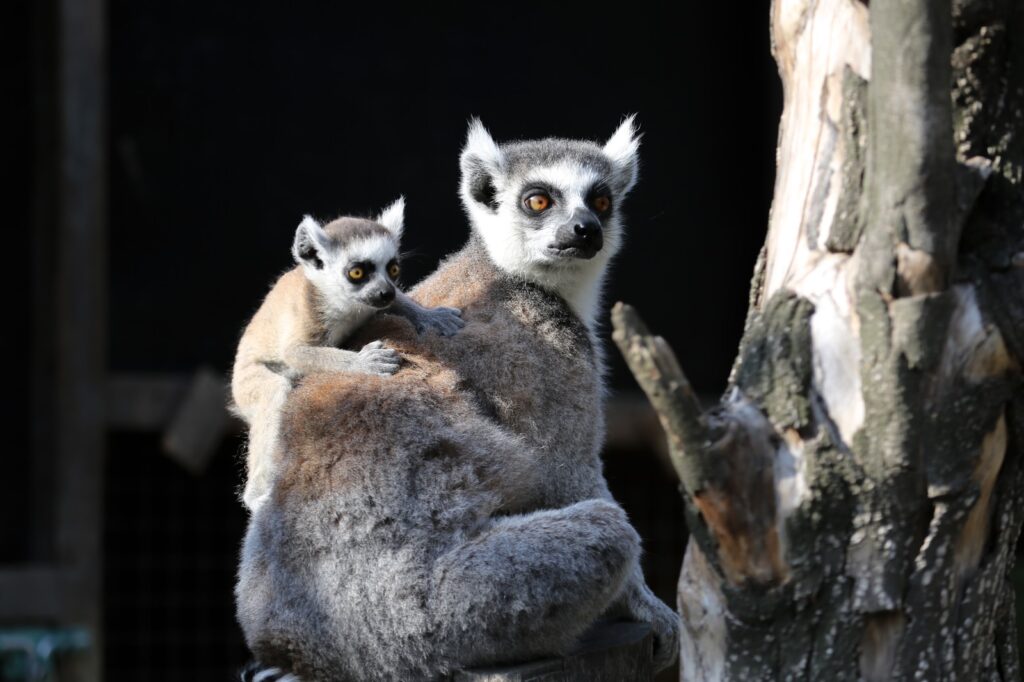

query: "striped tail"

left=238, top=661, right=302, bottom=682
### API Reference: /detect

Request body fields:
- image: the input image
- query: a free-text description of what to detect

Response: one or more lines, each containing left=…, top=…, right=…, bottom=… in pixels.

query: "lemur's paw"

left=417, top=307, right=465, bottom=337
left=356, top=341, right=401, bottom=376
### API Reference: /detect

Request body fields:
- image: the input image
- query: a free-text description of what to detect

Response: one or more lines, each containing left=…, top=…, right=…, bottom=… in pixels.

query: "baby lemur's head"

left=458, top=116, right=641, bottom=326
left=292, top=197, right=405, bottom=315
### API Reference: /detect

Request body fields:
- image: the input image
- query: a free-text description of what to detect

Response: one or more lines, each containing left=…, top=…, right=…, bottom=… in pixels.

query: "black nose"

left=374, top=288, right=395, bottom=306
left=573, top=220, right=601, bottom=239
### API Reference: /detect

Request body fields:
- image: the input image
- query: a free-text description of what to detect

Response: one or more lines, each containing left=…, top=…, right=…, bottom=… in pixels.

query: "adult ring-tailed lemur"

left=236, top=117, right=681, bottom=681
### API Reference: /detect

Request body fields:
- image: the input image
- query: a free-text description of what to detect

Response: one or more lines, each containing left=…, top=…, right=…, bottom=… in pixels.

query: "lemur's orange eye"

left=387, top=263, right=400, bottom=279
left=593, top=195, right=611, bottom=213
left=347, top=267, right=364, bottom=282
left=526, top=194, right=551, bottom=212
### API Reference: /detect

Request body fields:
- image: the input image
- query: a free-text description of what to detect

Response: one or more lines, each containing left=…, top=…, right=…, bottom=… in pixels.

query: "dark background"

left=4, top=2, right=781, bottom=679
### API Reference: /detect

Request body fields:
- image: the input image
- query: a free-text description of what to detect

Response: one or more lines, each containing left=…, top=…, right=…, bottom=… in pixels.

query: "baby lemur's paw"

left=416, top=306, right=465, bottom=337
left=355, top=341, right=401, bottom=376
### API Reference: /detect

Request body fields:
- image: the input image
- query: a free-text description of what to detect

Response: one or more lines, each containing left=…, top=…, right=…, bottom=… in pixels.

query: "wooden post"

left=454, top=621, right=653, bottom=682
left=4, top=4, right=109, bottom=682
left=52, top=0, right=107, bottom=678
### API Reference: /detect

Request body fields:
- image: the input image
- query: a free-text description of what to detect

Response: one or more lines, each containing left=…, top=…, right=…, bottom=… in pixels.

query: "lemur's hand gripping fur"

left=416, top=306, right=464, bottom=336
left=282, top=341, right=400, bottom=378
left=352, top=341, right=401, bottom=375
left=392, top=290, right=464, bottom=337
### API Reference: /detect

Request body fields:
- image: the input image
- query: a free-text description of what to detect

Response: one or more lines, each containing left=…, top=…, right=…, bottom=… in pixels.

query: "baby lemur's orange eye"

left=347, top=267, right=364, bottom=282
left=593, top=195, right=611, bottom=213
left=387, top=262, right=401, bottom=280
left=525, top=194, right=551, bottom=212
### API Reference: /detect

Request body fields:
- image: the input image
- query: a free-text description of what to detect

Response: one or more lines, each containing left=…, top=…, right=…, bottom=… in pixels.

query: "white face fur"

left=292, top=198, right=406, bottom=330
left=459, top=117, right=640, bottom=328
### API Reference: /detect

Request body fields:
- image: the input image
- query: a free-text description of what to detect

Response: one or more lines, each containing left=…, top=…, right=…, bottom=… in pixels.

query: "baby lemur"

left=231, top=198, right=463, bottom=511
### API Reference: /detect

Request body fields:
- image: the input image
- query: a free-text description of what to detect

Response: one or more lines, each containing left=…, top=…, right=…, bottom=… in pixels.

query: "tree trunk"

left=612, top=0, right=1024, bottom=679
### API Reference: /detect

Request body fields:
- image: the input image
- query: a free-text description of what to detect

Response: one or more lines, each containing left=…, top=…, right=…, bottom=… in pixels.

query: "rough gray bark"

left=613, top=0, right=1024, bottom=679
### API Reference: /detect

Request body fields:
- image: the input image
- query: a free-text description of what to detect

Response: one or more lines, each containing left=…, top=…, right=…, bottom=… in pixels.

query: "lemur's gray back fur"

left=236, top=119, right=680, bottom=680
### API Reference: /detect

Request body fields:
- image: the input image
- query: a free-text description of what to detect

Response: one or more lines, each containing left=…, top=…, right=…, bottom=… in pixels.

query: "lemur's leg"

left=239, top=367, right=292, bottom=513
left=449, top=418, right=546, bottom=515
left=603, top=562, right=681, bottom=672
left=391, top=290, right=464, bottom=337
left=429, top=499, right=640, bottom=670
left=283, top=341, right=400, bottom=377
left=589, top=479, right=681, bottom=672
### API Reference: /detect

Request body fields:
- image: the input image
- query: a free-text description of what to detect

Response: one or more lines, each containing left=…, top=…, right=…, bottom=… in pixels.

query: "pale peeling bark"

left=612, top=0, right=1024, bottom=679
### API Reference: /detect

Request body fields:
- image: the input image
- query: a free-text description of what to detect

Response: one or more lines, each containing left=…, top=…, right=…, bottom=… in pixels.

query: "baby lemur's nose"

left=573, top=219, right=601, bottom=239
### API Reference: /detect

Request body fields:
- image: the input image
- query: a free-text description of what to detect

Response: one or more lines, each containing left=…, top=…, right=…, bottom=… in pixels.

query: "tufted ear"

left=603, top=114, right=641, bottom=196
left=292, top=215, right=331, bottom=269
left=459, top=118, right=505, bottom=212
left=376, top=196, right=405, bottom=240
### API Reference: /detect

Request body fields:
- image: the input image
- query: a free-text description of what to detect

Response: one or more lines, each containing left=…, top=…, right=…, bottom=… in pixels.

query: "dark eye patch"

left=586, top=183, right=614, bottom=214
left=586, top=183, right=613, bottom=201
left=518, top=184, right=562, bottom=218
left=345, top=261, right=376, bottom=284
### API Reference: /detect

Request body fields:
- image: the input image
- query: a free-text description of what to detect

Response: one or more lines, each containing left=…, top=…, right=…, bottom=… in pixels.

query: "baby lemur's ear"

left=376, top=196, right=405, bottom=240
left=292, top=216, right=330, bottom=270
left=459, top=118, right=505, bottom=213
left=603, top=114, right=641, bottom=196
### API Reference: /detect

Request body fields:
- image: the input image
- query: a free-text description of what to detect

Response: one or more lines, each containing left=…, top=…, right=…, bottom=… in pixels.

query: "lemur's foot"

left=632, top=583, right=680, bottom=672
left=355, top=341, right=401, bottom=376
left=416, top=306, right=465, bottom=337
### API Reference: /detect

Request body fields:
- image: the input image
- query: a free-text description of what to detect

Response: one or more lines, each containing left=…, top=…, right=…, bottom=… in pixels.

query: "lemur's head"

left=292, top=197, right=406, bottom=315
left=458, top=116, right=640, bottom=326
